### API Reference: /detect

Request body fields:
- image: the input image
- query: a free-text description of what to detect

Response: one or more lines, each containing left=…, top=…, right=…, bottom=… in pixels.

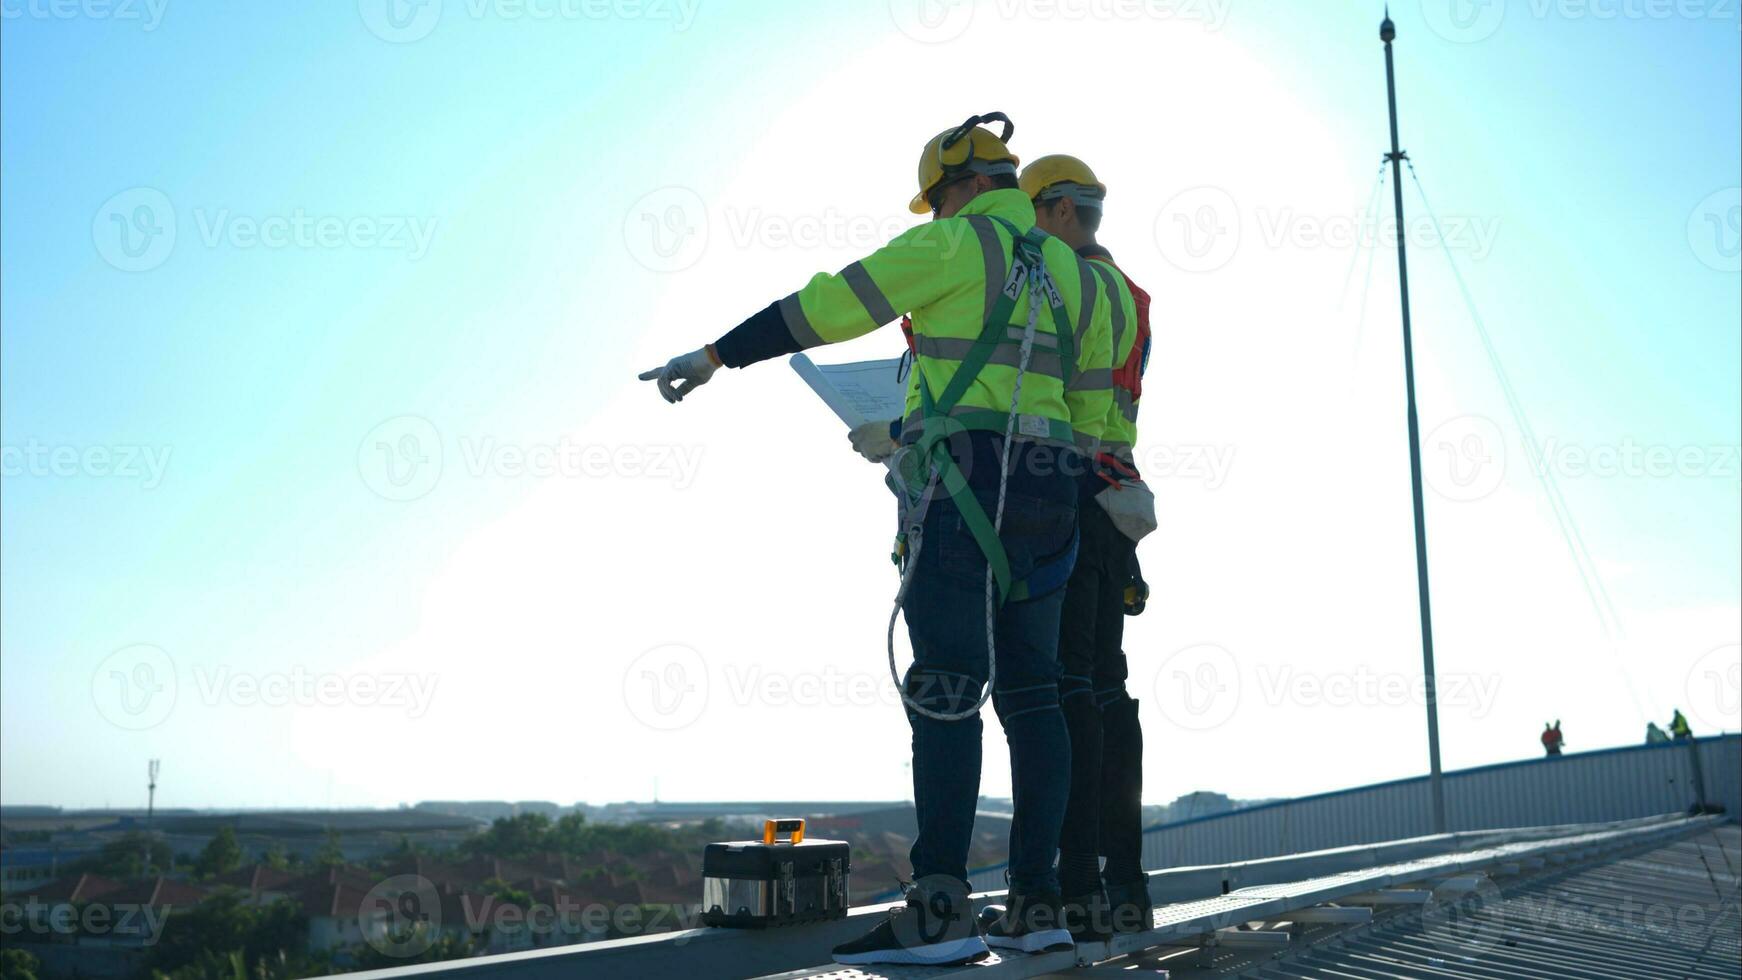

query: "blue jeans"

left=901, top=435, right=1079, bottom=894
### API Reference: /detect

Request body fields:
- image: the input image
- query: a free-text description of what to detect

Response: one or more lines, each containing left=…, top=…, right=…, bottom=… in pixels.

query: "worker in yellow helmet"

left=1021, top=153, right=1156, bottom=940
left=1670, top=708, right=1692, bottom=739
left=641, top=114, right=1115, bottom=965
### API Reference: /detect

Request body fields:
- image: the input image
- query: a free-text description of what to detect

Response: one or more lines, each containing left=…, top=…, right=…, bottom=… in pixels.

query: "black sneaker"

left=984, top=889, right=1074, bottom=953
left=830, top=875, right=990, bottom=967
left=1104, top=878, right=1153, bottom=934
left=1062, top=887, right=1112, bottom=942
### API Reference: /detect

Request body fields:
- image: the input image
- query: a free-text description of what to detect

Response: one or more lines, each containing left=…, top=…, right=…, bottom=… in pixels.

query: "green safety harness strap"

left=903, top=216, right=1078, bottom=606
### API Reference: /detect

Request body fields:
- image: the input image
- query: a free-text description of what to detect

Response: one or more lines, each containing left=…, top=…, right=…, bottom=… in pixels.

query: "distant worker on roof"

left=1541, top=720, right=1564, bottom=756
left=1669, top=708, right=1693, bottom=740
left=640, top=112, right=1115, bottom=966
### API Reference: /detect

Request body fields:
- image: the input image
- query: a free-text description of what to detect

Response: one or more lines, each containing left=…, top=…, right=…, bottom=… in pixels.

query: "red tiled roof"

left=450, top=856, right=544, bottom=885
left=283, top=879, right=373, bottom=918
left=286, top=866, right=379, bottom=894
left=209, top=864, right=299, bottom=895
left=574, top=877, right=645, bottom=908
left=19, top=873, right=125, bottom=904
left=375, top=856, right=469, bottom=889
left=431, top=888, right=497, bottom=933
left=98, top=877, right=209, bottom=909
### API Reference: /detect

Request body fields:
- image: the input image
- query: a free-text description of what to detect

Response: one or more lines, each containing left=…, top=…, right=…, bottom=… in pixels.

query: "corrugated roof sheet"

left=1172, top=822, right=1740, bottom=979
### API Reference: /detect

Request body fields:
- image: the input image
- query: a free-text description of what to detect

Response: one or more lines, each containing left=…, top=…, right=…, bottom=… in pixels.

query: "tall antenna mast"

left=141, top=759, right=162, bottom=876
left=147, top=759, right=160, bottom=825
left=1380, top=8, right=1447, bottom=835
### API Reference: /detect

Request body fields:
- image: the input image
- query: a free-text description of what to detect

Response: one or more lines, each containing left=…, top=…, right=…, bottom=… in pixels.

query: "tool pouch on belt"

left=1091, top=454, right=1157, bottom=543
left=1094, top=477, right=1157, bottom=543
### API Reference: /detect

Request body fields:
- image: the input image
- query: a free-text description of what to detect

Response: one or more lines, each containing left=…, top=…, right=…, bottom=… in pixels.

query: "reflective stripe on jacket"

left=1080, top=247, right=1150, bottom=463
left=767, top=189, right=1114, bottom=449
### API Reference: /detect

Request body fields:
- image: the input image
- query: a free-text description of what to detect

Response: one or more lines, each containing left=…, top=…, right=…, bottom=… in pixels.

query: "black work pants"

left=1056, top=499, right=1144, bottom=887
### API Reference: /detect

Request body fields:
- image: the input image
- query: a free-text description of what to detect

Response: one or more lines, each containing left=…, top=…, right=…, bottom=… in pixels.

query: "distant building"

left=415, top=801, right=562, bottom=822
left=581, top=800, right=904, bottom=825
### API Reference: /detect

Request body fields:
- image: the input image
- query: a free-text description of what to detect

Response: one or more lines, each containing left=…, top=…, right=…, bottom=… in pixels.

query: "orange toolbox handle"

left=763, top=818, right=805, bottom=845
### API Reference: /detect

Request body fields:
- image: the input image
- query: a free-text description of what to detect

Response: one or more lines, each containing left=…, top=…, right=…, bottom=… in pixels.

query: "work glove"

left=849, top=419, right=899, bottom=463
left=638, top=345, right=720, bottom=403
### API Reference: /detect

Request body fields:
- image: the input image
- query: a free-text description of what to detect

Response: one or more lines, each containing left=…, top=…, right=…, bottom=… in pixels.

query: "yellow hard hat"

left=1019, top=154, right=1107, bottom=206
left=909, top=112, right=1020, bottom=215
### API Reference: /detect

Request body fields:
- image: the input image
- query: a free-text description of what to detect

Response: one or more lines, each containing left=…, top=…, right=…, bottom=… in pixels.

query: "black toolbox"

left=701, top=819, right=851, bottom=928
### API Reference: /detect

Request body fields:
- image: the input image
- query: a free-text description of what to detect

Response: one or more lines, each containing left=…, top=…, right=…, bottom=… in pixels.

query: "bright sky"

left=2, top=1, right=1738, bottom=813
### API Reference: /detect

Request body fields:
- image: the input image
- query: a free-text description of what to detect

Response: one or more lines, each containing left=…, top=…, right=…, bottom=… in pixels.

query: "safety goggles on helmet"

left=1034, top=181, right=1107, bottom=210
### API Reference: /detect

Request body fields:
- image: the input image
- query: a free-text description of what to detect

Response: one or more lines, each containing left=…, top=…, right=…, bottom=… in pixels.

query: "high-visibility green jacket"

left=714, top=189, right=1114, bottom=452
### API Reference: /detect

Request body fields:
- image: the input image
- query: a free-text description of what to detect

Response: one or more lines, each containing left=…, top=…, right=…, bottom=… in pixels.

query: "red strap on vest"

left=1092, top=256, right=1151, bottom=401
left=1113, top=275, right=1150, bottom=401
